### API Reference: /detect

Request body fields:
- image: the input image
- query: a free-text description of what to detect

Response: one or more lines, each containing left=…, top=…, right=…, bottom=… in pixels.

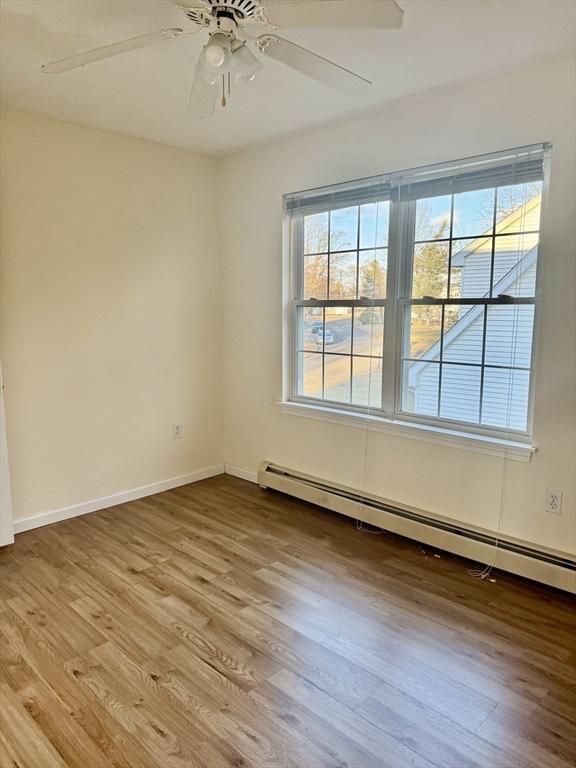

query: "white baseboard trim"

left=224, top=464, right=259, bottom=484
left=13, top=465, right=225, bottom=535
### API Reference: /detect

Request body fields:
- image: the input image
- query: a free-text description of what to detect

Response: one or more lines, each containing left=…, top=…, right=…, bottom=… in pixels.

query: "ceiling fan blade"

left=187, top=75, right=218, bottom=120
left=42, top=28, right=184, bottom=74
left=262, top=1, right=404, bottom=29
left=257, top=35, right=371, bottom=94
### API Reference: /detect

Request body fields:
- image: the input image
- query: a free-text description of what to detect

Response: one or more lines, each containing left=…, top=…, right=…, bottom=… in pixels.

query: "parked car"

left=315, top=328, right=334, bottom=346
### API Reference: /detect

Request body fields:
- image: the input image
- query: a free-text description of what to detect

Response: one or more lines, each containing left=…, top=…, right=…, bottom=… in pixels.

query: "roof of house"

left=451, top=194, right=541, bottom=266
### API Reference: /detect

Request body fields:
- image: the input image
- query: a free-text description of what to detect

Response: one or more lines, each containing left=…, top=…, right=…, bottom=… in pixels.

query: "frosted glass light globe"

left=204, top=43, right=226, bottom=68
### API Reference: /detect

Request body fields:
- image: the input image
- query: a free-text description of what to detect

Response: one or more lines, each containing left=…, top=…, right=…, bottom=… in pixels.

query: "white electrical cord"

left=469, top=182, right=530, bottom=582
left=357, top=195, right=384, bottom=535
left=354, top=182, right=532, bottom=586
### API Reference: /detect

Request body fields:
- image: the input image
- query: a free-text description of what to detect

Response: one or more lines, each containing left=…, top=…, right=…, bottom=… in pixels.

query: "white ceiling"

left=1, top=0, right=575, bottom=155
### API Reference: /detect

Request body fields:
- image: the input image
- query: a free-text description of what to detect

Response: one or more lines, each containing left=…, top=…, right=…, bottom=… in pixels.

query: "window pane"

left=297, top=352, right=323, bottom=398
left=360, top=201, right=389, bottom=249
left=501, top=258, right=537, bottom=298
left=450, top=236, right=492, bottom=298
left=442, top=305, right=483, bottom=364
left=404, top=305, right=442, bottom=360
left=304, top=212, right=329, bottom=255
left=439, top=363, right=481, bottom=423
left=492, top=232, right=539, bottom=294
left=358, top=249, right=387, bottom=299
left=452, top=188, right=494, bottom=238
left=485, top=305, right=535, bottom=369
left=297, top=307, right=324, bottom=352
left=412, top=242, right=449, bottom=298
left=352, top=357, right=383, bottom=409
left=329, top=251, right=357, bottom=299
left=330, top=206, right=358, bottom=251
left=496, top=181, right=542, bottom=228
left=323, top=354, right=352, bottom=404
left=353, top=307, right=384, bottom=357
left=415, top=195, right=451, bottom=242
left=324, top=307, right=352, bottom=355
left=481, top=368, right=530, bottom=432
left=303, top=253, right=328, bottom=299
left=402, top=360, right=439, bottom=417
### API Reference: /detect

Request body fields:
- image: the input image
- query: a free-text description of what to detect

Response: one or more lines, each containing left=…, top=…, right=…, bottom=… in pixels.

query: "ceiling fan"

left=41, top=0, right=404, bottom=119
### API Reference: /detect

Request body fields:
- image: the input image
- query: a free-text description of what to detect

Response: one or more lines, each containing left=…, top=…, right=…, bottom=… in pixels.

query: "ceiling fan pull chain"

left=222, top=74, right=227, bottom=107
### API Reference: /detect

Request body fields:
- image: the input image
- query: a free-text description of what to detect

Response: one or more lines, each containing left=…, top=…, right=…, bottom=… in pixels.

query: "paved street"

left=300, top=312, right=384, bottom=404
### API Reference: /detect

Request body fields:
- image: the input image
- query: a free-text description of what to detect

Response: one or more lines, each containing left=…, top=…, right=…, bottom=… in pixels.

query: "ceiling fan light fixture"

left=231, top=43, right=263, bottom=84
left=202, top=32, right=230, bottom=69
left=197, top=60, right=219, bottom=85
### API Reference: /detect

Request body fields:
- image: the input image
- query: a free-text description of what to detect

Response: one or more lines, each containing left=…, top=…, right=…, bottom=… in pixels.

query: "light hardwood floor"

left=0, top=474, right=575, bottom=768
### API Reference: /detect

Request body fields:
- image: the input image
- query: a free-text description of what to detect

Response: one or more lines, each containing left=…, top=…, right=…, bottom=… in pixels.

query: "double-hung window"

left=285, top=144, right=550, bottom=442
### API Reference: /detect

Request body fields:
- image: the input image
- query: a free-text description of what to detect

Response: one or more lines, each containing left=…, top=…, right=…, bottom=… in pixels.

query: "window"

left=286, top=145, right=549, bottom=441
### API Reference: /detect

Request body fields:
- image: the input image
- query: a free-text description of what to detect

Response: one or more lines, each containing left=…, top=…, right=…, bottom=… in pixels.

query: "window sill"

left=279, top=401, right=536, bottom=462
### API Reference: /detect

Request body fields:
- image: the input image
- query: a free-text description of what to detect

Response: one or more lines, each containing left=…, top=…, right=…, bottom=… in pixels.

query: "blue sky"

left=305, top=182, right=540, bottom=252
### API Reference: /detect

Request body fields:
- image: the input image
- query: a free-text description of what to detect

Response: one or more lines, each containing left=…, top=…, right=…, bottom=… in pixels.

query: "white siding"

left=411, top=271, right=535, bottom=430
left=482, top=368, right=530, bottom=431
left=443, top=307, right=484, bottom=363
left=411, top=362, right=439, bottom=416
left=440, top=364, right=482, bottom=423
left=459, top=239, right=538, bottom=298
left=484, top=305, right=535, bottom=368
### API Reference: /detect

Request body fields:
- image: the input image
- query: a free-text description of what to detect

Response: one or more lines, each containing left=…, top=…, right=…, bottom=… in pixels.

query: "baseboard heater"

left=257, top=462, right=575, bottom=594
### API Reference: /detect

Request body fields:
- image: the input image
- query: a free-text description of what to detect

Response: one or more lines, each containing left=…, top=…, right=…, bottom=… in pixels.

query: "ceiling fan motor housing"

left=184, top=0, right=262, bottom=26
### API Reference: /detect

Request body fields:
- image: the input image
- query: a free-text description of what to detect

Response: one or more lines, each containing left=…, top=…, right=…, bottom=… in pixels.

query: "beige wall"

left=220, top=55, right=576, bottom=555
left=2, top=56, right=575, bottom=554
left=1, top=108, right=222, bottom=521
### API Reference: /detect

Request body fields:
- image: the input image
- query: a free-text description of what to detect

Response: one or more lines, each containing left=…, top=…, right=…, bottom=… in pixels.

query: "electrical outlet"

left=172, top=423, right=183, bottom=440
left=545, top=489, right=562, bottom=514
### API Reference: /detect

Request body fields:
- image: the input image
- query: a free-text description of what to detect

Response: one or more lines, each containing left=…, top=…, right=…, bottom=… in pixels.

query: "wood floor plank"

left=1, top=475, right=574, bottom=768
left=161, top=645, right=339, bottom=768
left=268, top=669, right=437, bottom=768
left=280, top=536, right=573, bottom=678
left=239, top=599, right=499, bottom=732
left=89, top=641, right=238, bottom=768
left=263, top=558, right=543, bottom=715
left=205, top=590, right=383, bottom=708
left=7, top=592, right=107, bottom=663
left=14, top=678, right=116, bottom=768
left=356, top=689, right=518, bottom=768
left=253, top=678, right=390, bottom=768
left=475, top=703, right=576, bottom=768
left=0, top=684, right=69, bottom=768
left=65, top=651, right=211, bottom=768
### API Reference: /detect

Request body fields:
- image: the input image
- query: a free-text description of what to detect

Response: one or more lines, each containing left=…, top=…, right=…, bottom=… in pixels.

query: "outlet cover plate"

left=545, top=489, right=562, bottom=514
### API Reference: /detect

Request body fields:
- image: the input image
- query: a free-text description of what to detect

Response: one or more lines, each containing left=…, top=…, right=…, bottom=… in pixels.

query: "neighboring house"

left=408, top=195, right=541, bottom=432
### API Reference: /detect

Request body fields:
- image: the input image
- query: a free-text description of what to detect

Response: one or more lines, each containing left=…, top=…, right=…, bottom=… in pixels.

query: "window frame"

left=285, top=145, right=551, bottom=445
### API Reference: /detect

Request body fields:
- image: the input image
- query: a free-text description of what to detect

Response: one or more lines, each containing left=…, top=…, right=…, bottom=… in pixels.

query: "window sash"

left=396, top=298, right=537, bottom=434
left=288, top=145, right=548, bottom=439
left=292, top=297, right=536, bottom=433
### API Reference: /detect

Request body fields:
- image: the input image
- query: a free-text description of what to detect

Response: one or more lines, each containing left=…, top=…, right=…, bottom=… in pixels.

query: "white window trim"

left=282, top=144, right=551, bottom=455
left=279, top=400, right=535, bottom=462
